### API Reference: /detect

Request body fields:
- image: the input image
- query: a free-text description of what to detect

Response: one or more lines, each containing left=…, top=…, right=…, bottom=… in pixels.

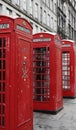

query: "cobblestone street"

left=34, top=99, right=76, bottom=130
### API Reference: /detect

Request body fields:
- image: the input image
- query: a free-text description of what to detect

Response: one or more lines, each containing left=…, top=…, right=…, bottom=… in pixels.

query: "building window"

left=60, top=0, right=63, bottom=10
left=15, top=0, right=20, bottom=6
left=68, top=10, right=71, bottom=24
left=63, top=6, right=66, bottom=14
left=40, top=7, right=42, bottom=23
left=0, top=4, right=2, bottom=11
left=68, top=24, right=71, bottom=39
left=72, top=0, right=75, bottom=7
left=40, top=28, right=43, bottom=32
left=7, top=8, right=12, bottom=15
left=43, top=10, right=46, bottom=24
left=51, top=17, right=53, bottom=29
left=47, top=0, right=50, bottom=7
left=74, top=17, right=75, bottom=28
left=47, top=14, right=50, bottom=26
left=58, top=0, right=60, bottom=7
left=75, top=5, right=76, bottom=11
left=35, top=25, right=38, bottom=33
left=43, top=0, right=46, bottom=4
left=58, top=13, right=60, bottom=26
left=35, top=3, right=38, bottom=19
left=51, top=0, right=53, bottom=10
left=30, top=0, right=33, bottom=15
left=54, top=3, right=57, bottom=13
left=27, top=0, right=33, bottom=15
left=17, top=0, right=20, bottom=5
left=54, top=20, right=57, bottom=31
left=63, top=19, right=66, bottom=31
left=23, top=0, right=26, bottom=11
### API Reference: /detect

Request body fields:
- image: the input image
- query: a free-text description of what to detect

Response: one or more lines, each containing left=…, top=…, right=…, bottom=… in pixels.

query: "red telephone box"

left=33, top=32, right=63, bottom=114
left=0, top=15, right=33, bottom=130
left=62, top=39, right=76, bottom=98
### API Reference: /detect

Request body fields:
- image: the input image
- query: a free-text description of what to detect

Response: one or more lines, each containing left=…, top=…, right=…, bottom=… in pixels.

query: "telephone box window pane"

left=0, top=61, right=6, bottom=69
left=3, top=50, right=6, bottom=58
left=3, top=60, right=6, bottom=69
left=33, top=47, right=50, bottom=102
left=0, top=82, right=5, bottom=92
left=0, top=61, right=2, bottom=69
left=0, top=38, right=2, bottom=47
left=0, top=71, right=2, bottom=80
left=62, top=52, right=70, bottom=89
left=0, top=50, right=2, bottom=58
left=3, top=83, right=5, bottom=92
left=2, top=116, right=5, bottom=126
left=0, top=37, right=6, bottom=127
left=3, top=38, right=6, bottom=47
left=3, top=71, right=5, bottom=80
left=2, top=105, right=5, bottom=114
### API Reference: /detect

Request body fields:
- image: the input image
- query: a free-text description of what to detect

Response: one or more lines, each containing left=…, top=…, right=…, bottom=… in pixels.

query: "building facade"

left=57, top=0, right=66, bottom=39
left=0, top=0, right=57, bottom=34
left=66, top=0, right=76, bottom=41
left=57, top=0, right=76, bottom=40
left=0, top=0, right=76, bottom=40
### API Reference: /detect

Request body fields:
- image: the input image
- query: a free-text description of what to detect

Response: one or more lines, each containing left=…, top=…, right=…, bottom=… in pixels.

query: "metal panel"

left=17, top=39, right=32, bottom=127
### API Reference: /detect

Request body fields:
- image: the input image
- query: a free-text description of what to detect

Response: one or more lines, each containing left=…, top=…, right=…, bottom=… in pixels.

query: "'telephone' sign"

left=33, top=38, right=51, bottom=42
left=0, top=24, right=9, bottom=29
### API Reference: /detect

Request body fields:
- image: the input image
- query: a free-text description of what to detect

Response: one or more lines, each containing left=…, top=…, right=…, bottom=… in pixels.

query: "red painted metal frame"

left=62, top=39, right=76, bottom=98
left=0, top=15, right=33, bottom=130
left=33, top=32, right=63, bottom=114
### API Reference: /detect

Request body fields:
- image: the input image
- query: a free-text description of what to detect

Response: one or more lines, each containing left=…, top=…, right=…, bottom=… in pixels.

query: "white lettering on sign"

left=33, top=38, right=51, bottom=42
left=0, top=24, right=9, bottom=29
left=62, top=44, right=71, bottom=47
left=17, top=25, right=31, bottom=34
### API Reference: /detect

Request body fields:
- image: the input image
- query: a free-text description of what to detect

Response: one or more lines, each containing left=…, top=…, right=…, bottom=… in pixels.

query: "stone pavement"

left=33, top=99, right=76, bottom=130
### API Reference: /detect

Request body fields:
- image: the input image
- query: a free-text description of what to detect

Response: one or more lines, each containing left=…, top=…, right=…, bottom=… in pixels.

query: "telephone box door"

left=0, top=34, right=10, bottom=130
left=17, top=38, right=32, bottom=129
left=62, top=52, right=72, bottom=90
left=33, top=47, right=50, bottom=102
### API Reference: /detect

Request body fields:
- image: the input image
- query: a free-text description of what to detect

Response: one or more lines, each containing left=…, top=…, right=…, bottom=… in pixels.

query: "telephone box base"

left=63, top=96, right=76, bottom=99
left=34, top=107, right=63, bottom=115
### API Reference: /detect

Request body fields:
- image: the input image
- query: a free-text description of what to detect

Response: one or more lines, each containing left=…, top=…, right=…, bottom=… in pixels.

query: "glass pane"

left=62, top=52, right=70, bottom=90
left=33, top=47, right=50, bottom=101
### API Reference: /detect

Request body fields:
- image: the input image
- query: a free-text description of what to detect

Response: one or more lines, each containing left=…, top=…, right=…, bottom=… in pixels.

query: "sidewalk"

left=34, top=99, right=76, bottom=130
